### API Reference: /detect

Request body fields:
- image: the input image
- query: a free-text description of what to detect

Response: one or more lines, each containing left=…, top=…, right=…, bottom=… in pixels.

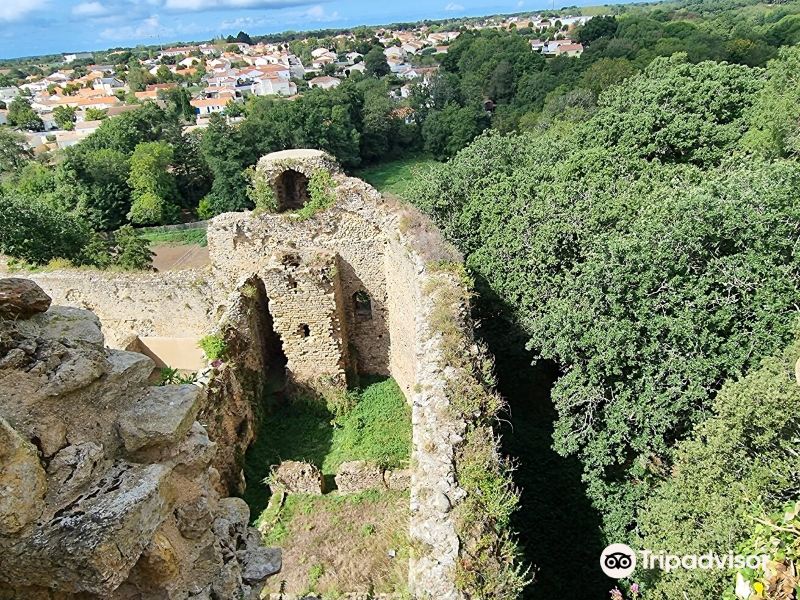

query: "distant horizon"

left=0, top=0, right=630, bottom=61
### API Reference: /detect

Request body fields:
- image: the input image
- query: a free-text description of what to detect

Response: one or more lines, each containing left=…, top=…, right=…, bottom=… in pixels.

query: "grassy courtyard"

left=242, top=376, right=412, bottom=595
left=354, top=155, right=439, bottom=200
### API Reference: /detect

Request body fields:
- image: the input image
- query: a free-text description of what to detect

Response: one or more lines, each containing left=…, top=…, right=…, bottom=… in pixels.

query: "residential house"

left=63, top=52, right=93, bottom=63
left=308, top=76, right=341, bottom=90
left=160, top=46, right=197, bottom=58
left=0, top=87, right=19, bottom=103
left=384, top=46, right=406, bottom=61
left=190, top=96, right=232, bottom=116
left=554, top=43, right=584, bottom=57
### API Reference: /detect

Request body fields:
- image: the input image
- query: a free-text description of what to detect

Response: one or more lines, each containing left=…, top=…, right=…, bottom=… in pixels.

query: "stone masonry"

left=0, top=280, right=281, bottom=599
left=3, top=149, right=510, bottom=599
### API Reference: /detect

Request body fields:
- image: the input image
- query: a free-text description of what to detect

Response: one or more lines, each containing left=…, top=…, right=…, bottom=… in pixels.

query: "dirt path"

left=151, top=244, right=210, bottom=271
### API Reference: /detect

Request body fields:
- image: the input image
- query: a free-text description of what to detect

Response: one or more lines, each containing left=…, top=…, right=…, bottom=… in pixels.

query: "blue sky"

left=0, top=0, right=592, bottom=59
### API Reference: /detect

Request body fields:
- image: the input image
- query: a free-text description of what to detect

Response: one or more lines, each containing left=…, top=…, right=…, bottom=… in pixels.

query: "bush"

left=0, top=194, right=90, bottom=264
left=113, top=226, right=154, bottom=270
left=636, top=341, right=800, bottom=599
left=127, top=190, right=178, bottom=226
left=199, top=334, right=227, bottom=361
left=296, top=170, right=337, bottom=220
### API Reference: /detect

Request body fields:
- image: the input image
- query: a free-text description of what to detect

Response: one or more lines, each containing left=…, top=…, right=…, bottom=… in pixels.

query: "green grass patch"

left=242, top=376, right=410, bottom=519
left=354, top=155, right=439, bottom=199
left=322, top=377, right=411, bottom=473
left=139, top=227, right=207, bottom=247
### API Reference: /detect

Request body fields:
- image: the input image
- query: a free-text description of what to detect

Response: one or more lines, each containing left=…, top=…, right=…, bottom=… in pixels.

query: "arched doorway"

left=275, top=169, right=310, bottom=211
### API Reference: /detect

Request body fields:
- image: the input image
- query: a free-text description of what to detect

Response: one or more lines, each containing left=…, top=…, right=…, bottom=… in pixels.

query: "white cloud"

left=100, top=14, right=162, bottom=40
left=164, top=0, right=312, bottom=11
left=72, top=1, right=109, bottom=17
left=304, top=4, right=339, bottom=21
left=0, top=0, right=49, bottom=22
left=516, top=0, right=524, bottom=6
left=444, top=2, right=464, bottom=11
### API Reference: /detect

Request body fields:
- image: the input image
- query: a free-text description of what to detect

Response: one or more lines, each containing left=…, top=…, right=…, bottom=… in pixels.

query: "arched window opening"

left=275, top=169, right=310, bottom=211
left=353, top=290, right=372, bottom=320
left=298, top=323, right=310, bottom=338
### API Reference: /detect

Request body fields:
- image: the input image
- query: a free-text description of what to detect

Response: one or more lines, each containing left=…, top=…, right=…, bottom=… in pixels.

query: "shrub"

left=113, top=225, right=154, bottom=270
left=199, top=334, right=227, bottom=361
left=245, top=165, right=278, bottom=213
left=0, top=194, right=90, bottom=265
left=636, top=341, right=800, bottom=599
left=127, top=190, right=178, bottom=226
left=296, top=170, right=337, bottom=220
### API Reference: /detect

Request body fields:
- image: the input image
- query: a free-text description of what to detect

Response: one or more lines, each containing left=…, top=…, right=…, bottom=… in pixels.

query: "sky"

left=0, top=0, right=589, bottom=59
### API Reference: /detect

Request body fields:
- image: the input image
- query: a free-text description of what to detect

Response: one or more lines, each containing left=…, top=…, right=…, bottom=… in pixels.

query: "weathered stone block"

left=335, top=460, right=385, bottom=493
left=384, top=468, right=411, bottom=491
left=0, top=417, right=46, bottom=535
left=269, top=460, right=324, bottom=494
left=0, top=278, right=51, bottom=319
left=118, top=384, right=201, bottom=453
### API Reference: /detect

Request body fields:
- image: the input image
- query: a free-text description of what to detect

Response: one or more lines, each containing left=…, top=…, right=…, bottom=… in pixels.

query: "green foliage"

left=409, top=96, right=800, bottom=541
left=53, top=105, right=77, bottom=131
left=7, top=96, right=44, bottom=131
left=322, top=377, right=411, bottom=473
left=0, top=127, right=32, bottom=176
left=588, top=53, right=763, bottom=166
left=295, top=169, right=337, bottom=220
left=0, top=193, right=89, bottom=264
left=113, top=225, right=154, bottom=270
left=244, top=165, right=278, bottom=213
left=158, top=366, right=198, bottom=386
left=198, top=334, right=227, bottom=361
left=636, top=342, right=800, bottom=599
left=242, top=377, right=410, bottom=514
left=364, top=46, right=390, bottom=77
left=127, top=141, right=179, bottom=225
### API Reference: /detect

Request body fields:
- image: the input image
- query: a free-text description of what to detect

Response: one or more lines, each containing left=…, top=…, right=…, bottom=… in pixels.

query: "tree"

left=7, top=96, right=44, bottom=131
left=364, top=46, right=390, bottom=77
left=580, top=57, right=637, bottom=94
left=576, top=15, right=618, bottom=44
left=0, top=193, right=90, bottom=264
left=53, top=105, right=77, bottom=131
left=126, top=58, right=146, bottom=93
left=84, top=107, right=108, bottom=121
left=587, top=53, right=762, bottom=167
left=421, top=102, right=488, bottom=159
left=408, top=127, right=800, bottom=541
left=0, top=127, right=33, bottom=176
left=113, top=225, right=154, bottom=270
left=127, top=141, right=179, bottom=225
left=235, top=30, right=253, bottom=45
left=637, top=342, right=800, bottom=599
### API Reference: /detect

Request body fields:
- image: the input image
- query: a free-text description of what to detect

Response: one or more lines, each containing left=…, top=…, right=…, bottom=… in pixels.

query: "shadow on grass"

left=241, top=374, right=411, bottom=524
left=475, top=290, right=608, bottom=600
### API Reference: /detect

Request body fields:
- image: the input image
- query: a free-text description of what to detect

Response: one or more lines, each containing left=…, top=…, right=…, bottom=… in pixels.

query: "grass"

left=139, top=228, right=207, bottom=247
left=354, top=154, right=439, bottom=200
left=241, top=376, right=411, bottom=519
left=256, top=490, right=410, bottom=595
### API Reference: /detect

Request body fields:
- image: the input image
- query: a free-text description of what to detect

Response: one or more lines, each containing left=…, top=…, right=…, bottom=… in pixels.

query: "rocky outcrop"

left=0, top=277, right=51, bottom=318
left=0, top=280, right=281, bottom=599
left=269, top=461, right=325, bottom=495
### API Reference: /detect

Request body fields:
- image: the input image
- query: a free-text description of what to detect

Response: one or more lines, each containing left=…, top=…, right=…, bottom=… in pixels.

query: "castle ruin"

left=1, top=150, right=513, bottom=599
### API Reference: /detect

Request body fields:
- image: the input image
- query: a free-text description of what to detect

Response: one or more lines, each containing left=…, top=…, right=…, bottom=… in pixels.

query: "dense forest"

left=2, top=0, right=800, bottom=596
left=408, top=39, right=800, bottom=600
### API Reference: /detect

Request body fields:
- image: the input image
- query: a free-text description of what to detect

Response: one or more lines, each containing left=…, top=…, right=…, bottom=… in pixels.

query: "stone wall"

left=0, top=280, right=281, bottom=599
left=1, top=150, right=515, bottom=599
left=21, top=269, right=216, bottom=349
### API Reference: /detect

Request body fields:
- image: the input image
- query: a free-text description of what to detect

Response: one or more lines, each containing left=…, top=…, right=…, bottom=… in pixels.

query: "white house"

left=253, top=76, right=296, bottom=96
left=308, top=76, right=341, bottom=90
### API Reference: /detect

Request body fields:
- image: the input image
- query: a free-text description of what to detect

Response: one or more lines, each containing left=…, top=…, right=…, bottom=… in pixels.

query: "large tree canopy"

left=408, top=51, right=800, bottom=545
